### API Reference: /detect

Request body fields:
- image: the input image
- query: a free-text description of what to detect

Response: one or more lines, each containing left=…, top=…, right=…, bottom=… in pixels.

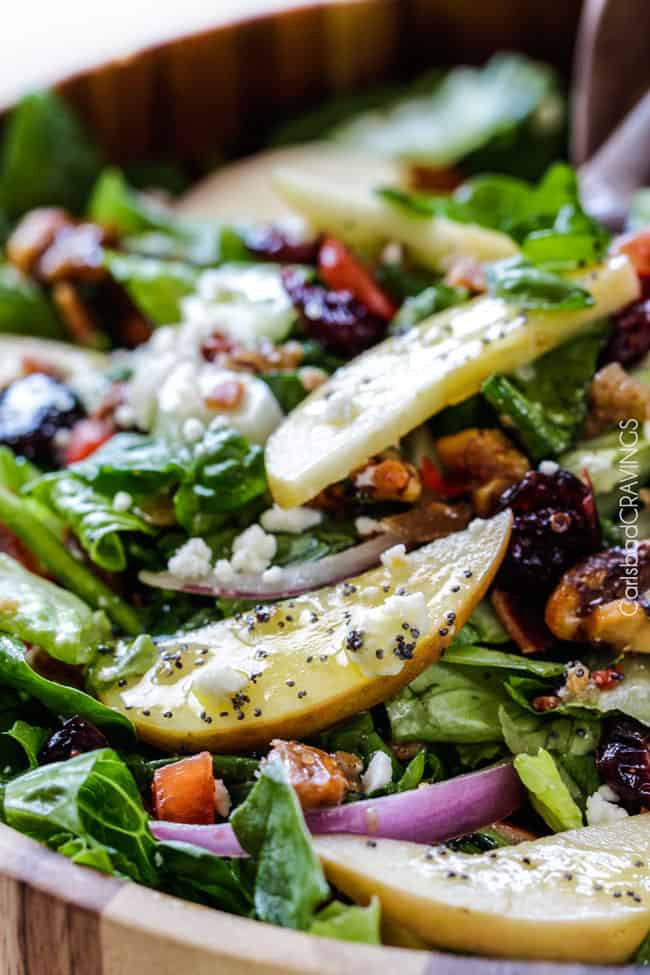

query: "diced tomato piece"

left=63, top=418, right=114, bottom=464
left=419, top=456, right=470, bottom=499
left=318, top=236, right=397, bottom=321
left=152, top=752, right=216, bottom=825
left=613, top=230, right=650, bottom=278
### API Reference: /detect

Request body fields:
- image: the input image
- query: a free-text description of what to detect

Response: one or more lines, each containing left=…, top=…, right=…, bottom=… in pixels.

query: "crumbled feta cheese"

left=213, top=559, right=236, bottom=585
left=231, top=525, right=277, bottom=574
left=361, top=751, right=393, bottom=794
left=538, top=459, right=560, bottom=476
left=355, top=516, right=384, bottom=537
left=168, top=538, right=213, bottom=579
left=182, top=417, right=205, bottom=443
left=380, top=543, right=407, bottom=570
left=586, top=785, right=629, bottom=826
left=262, top=566, right=284, bottom=584
left=114, top=404, right=136, bottom=428
left=193, top=662, right=249, bottom=701
left=345, top=591, right=430, bottom=677
left=214, top=779, right=231, bottom=819
left=260, top=504, right=322, bottom=534
left=355, top=467, right=376, bottom=489
left=113, top=491, right=133, bottom=513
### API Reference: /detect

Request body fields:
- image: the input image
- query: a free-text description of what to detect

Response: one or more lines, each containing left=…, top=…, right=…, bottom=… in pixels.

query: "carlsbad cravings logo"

left=618, top=417, right=641, bottom=610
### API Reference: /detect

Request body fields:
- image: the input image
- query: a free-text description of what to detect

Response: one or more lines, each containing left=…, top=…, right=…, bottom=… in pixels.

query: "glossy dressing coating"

left=100, top=512, right=511, bottom=752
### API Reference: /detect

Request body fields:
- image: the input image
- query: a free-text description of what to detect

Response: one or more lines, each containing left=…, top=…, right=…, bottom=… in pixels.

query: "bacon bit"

left=419, top=456, right=471, bottom=499
left=612, top=230, right=650, bottom=278
left=318, top=236, right=397, bottom=321
left=37, top=223, right=108, bottom=283
left=63, top=418, right=114, bottom=464
left=266, top=739, right=349, bottom=810
left=408, top=164, right=464, bottom=193
left=584, top=362, right=650, bottom=437
left=353, top=457, right=421, bottom=504
left=444, top=256, right=487, bottom=293
left=382, top=500, right=472, bottom=543
left=592, top=666, right=624, bottom=691
left=52, top=282, right=102, bottom=347
left=6, top=208, right=73, bottom=274
left=491, top=587, right=555, bottom=654
left=532, top=695, right=562, bottom=712
left=152, top=752, right=216, bottom=825
left=204, top=379, right=245, bottom=410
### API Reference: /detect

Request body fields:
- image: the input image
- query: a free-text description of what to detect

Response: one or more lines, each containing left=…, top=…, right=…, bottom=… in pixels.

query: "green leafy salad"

left=2, top=53, right=650, bottom=963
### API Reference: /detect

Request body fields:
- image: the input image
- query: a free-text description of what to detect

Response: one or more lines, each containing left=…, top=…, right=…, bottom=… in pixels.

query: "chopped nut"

left=584, top=362, right=650, bottom=437
left=52, top=282, right=102, bottom=347
left=204, top=379, right=245, bottom=410
left=6, top=207, right=73, bottom=274
left=436, top=428, right=530, bottom=516
left=353, top=456, right=421, bottom=503
left=37, top=223, right=108, bottom=283
left=265, top=739, right=349, bottom=810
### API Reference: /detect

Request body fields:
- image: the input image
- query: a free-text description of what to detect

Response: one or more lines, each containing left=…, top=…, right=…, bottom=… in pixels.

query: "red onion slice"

left=150, top=761, right=523, bottom=857
left=139, top=533, right=400, bottom=600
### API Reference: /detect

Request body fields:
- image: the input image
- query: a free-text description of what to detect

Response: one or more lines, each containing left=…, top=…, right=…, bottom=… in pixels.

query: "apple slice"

left=314, top=817, right=650, bottom=964
left=95, top=510, right=511, bottom=753
left=0, top=335, right=108, bottom=389
left=266, top=255, right=639, bottom=508
left=272, top=164, right=518, bottom=266
left=175, top=143, right=401, bottom=228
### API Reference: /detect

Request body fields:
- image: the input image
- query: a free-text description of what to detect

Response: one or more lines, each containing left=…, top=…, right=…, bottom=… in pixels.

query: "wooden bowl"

left=2, top=2, right=627, bottom=973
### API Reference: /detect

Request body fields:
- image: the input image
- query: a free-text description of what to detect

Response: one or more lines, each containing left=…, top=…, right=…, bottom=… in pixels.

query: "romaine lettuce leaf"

left=513, top=748, right=583, bottom=831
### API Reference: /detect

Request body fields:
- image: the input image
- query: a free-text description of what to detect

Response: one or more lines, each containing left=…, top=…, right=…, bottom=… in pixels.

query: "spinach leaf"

left=0, top=265, right=63, bottom=338
left=4, top=748, right=157, bottom=884
left=88, top=167, right=174, bottom=236
left=230, top=761, right=329, bottom=929
left=513, top=748, right=583, bottom=831
left=1, top=720, right=49, bottom=773
left=261, top=372, right=309, bottom=413
left=309, top=896, right=381, bottom=944
left=104, top=252, right=199, bottom=325
left=559, top=754, right=600, bottom=810
left=390, top=283, right=468, bottom=334
left=30, top=475, right=155, bottom=571
left=174, top=426, right=267, bottom=535
left=482, top=375, right=575, bottom=459
left=444, top=645, right=565, bottom=678
left=155, top=840, right=253, bottom=915
left=0, top=636, right=135, bottom=744
left=499, top=703, right=599, bottom=757
left=0, top=91, right=102, bottom=217
left=485, top=257, right=593, bottom=311
left=273, top=519, right=357, bottom=567
left=0, top=554, right=110, bottom=664
left=314, top=711, right=398, bottom=773
left=633, top=931, right=650, bottom=966
left=70, top=433, right=183, bottom=495
left=86, top=635, right=157, bottom=694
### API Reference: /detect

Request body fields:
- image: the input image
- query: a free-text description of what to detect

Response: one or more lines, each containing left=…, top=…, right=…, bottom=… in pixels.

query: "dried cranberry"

left=0, top=373, right=84, bottom=466
left=39, top=716, right=109, bottom=765
left=282, top=267, right=387, bottom=357
left=495, top=469, right=601, bottom=593
left=244, top=226, right=321, bottom=265
left=601, top=297, right=650, bottom=366
left=596, top=716, right=650, bottom=810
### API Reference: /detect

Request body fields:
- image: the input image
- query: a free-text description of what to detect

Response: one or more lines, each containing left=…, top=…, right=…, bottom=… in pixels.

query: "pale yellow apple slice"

left=95, top=510, right=511, bottom=753
left=272, top=164, right=518, bottom=266
left=314, top=816, right=650, bottom=964
left=0, top=335, right=108, bottom=388
left=266, top=255, right=639, bottom=508
left=175, top=143, right=401, bottom=228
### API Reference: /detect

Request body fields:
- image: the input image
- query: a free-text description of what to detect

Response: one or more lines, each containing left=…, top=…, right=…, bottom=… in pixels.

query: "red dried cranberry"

left=244, top=226, right=321, bottom=265
left=39, top=716, right=109, bottom=765
left=596, top=717, right=650, bottom=811
left=601, top=296, right=650, bottom=366
left=282, top=267, right=387, bottom=357
left=495, top=469, right=601, bottom=593
left=0, top=373, right=84, bottom=466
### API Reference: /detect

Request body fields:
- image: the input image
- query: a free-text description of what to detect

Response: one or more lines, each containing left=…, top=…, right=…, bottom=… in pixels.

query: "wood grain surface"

left=3, top=2, right=634, bottom=973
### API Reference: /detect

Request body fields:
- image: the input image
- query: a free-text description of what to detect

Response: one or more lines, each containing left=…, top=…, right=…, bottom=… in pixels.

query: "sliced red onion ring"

left=139, top=533, right=400, bottom=600
left=150, top=761, right=523, bottom=857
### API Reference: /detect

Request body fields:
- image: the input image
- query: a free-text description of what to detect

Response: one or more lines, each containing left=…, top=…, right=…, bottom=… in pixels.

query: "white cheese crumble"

left=380, top=543, right=407, bottom=570
left=355, top=516, right=384, bottom=537
left=182, top=417, right=205, bottom=443
left=260, top=504, right=322, bottom=534
left=361, top=751, right=393, bottom=794
left=193, top=662, right=249, bottom=701
left=213, top=559, right=236, bottom=585
left=168, top=538, right=213, bottom=580
left=586, top=785, right=629, bottom=826
left=113, top=491, right=133, bottom=513
left=344, top=591, right=430, bottom=677
left=230, top=524, right=277, bottom=574
left=538, top=459, right=560, bottom=476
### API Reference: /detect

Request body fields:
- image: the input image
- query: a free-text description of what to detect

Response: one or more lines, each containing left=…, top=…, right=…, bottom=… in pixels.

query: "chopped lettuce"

left=309, top=897, right=381, bottom=944
left=513, top=748, right=583, bottom=831
left=390, top=282, right=469, bottom=333
left=155, top=841, right=253, bottom=915
left=104, top=252, right=199, bottom=325
left=0, top=265, right=64, bottom=338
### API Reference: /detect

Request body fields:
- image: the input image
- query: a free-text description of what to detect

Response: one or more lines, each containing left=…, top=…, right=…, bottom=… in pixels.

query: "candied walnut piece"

left=436, top=428, right=530, bottom=516
left=584, top=362, right=650, bottom=437
left=52, top=281, right=102, bottom=346
left=353, top=456, right=421, bottom=504
left=266, top=739, right=349, bottom=810
left=6, top=207, right=73, bottom=274
left=408, top=164, right=464, bottom=193
left=545, top=541, right=650, bottom=651
left=37, top=223, right=108, bottom=283
left=204, top=378, right=245, bottom=410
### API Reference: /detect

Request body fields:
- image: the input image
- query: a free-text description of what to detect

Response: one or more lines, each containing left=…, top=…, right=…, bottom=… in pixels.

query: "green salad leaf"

left=485, top=257, right=593, bottom=310
left=4, top=748, right=157, bottom=884
left=231, top=761, right=329, bottom=929
left=155, top=840, right=253, bottom=915
left=390, top=282, right=469, bottom=333
left=104, top=251, right=199, bottom=325
left=513, top=748, right=583, bottom=832
left=70, top=432, right=182, bottom=495
left=309, top=896, right=381, bottom=944
left=1, top=720, right=50, bottom=774
left=0, top=265, right=63, bottom=338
